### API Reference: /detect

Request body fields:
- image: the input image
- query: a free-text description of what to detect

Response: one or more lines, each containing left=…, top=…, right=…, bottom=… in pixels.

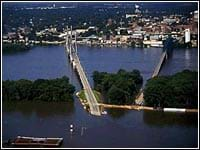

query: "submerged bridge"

left=64, top=26, right=101, bottom=116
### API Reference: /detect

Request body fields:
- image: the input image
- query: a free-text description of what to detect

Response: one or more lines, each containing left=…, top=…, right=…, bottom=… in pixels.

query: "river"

left=2, top=45, right=198, bottom=148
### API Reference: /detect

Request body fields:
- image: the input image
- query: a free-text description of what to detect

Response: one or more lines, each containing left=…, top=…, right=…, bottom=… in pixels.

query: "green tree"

left=2, top=76, right=75, bottom=102
left=144, top=70, right=198, bottom=108
left=93, top=69, right=143, bottom=105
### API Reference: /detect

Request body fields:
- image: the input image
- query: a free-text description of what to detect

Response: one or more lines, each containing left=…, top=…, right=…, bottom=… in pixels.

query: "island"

left=2, top=76, right=75, bottom=102
left=144, top=70, right=198, bottom=109
left=92, top=69, right=143, bottom=105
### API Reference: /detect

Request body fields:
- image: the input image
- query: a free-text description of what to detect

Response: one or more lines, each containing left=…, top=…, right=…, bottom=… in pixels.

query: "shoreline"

left=3, top=41, right=197, bottom=49
left=76, top=91, right=198, bottom=114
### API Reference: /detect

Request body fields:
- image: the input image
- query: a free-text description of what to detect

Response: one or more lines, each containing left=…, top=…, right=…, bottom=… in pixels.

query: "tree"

left=107, top=85, right=126, bottom=105
left=93, top=69, right=143, bottom=105
left=144, top=70, right=198, bottom=108
left=2, top=76, right=75, bottom=102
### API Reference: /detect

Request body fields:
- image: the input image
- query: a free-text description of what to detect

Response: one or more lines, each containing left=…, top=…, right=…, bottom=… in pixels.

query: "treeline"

left=3, top=43, right=31, bottom=53
left=93, top=69, right=143, bottom=105
left=144, top=70, right=198, bottom=108
left=2, top=76, right=75, bottom=102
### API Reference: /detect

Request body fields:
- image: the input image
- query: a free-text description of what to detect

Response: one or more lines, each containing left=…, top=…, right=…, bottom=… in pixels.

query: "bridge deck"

left=65, top=27, right=101, bottom=116
left=152, top=51, right=167, bottom=78
left=73, top=54, right=101, bottom=116
left=135, top=51, right=167, bottom=105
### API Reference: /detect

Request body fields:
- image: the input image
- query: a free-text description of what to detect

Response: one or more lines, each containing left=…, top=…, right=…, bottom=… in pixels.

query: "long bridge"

left=64, top=26, right=170, bottom=113
left=65, top=26, right=101, bottom=116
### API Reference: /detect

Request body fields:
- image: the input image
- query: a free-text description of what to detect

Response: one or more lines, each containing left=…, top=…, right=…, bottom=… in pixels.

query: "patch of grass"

left=78, top=90, right=102, bottom=103
left=79, top=90, right=86, bottom=100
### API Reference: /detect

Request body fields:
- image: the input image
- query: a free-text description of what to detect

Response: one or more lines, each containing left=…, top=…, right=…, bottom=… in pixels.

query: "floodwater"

left=2, top=45, right=198, bottom=148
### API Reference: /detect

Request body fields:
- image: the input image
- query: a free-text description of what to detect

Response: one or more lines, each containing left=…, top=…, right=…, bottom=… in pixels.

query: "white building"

left=76, top=29, right=88, bottom=34
left=185, top=29, right=190, bottom=43
left=126, top=14, right=137, bottom=18
left=143, top=40, right=163, bottom=47
left=194, top=10, right=198, bottom=22
left=163, top=18, right=176, bottom=24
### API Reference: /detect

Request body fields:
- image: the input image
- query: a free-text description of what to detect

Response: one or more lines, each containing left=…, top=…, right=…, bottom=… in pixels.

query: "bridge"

left=64, top=26, right=170, bottom=111
left=64, top=26, right=101, bottom=116
left=135, top=50, right=168, bottom=105
left=152, top=51, right=167, bottom=78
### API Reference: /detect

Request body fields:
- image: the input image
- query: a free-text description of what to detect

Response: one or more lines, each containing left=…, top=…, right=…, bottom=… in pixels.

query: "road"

left=73, top=53, right=101, bottom=116
left=152, top=51, right=167, bottom=78
left=135, top=51, right=167, bottom=105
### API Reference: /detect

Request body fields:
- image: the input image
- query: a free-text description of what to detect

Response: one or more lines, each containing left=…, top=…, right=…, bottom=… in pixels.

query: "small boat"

left=11, top=136, right=63, bottom=147
left=101, top=110, right=107, bottom=115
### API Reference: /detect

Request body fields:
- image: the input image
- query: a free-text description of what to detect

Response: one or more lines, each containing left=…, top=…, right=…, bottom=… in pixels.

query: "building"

left=76, top=29, right=88, bottom=34
left=193, top=10, right=198, bottom=22
left=162, top=18, right=177, bottom=25
left=126, top=14, right=137, bottom=19
left=143, top=40, right=163, bottom=47
left=185, top=29, right=190, bottom=43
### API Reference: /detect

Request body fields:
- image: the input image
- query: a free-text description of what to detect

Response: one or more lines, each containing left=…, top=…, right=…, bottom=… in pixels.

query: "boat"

left=101, top=110, right=107, bottom=115
left=11, top=136, right=63, bottom=147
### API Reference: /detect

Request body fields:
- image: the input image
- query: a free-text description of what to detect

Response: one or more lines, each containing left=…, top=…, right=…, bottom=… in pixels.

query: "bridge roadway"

left=72, top=53, right=101, bottom=116
left=135, top=51, right=167, bottom=105
left=152, top=51, right=167, bottom=78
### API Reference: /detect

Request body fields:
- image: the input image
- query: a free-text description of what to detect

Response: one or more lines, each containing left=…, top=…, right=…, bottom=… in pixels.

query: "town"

left=2, top=2, right=198, bottom=149
left=2, top=3, right=198, bottom=50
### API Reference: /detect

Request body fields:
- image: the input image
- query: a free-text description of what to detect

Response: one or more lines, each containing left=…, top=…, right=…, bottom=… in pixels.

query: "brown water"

left=2, top=45, right=198, bottom=148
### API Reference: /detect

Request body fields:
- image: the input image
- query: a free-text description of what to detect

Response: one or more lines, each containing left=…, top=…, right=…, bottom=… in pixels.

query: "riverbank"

left=76, top=90, right=104, bottom=113
left=76, top=90, right=198, bottom=113
left=99, top=103, right=198, bottom=113
left=2, top=43, right=31, bottom=54
left=3, top=40, right=197, bottom=50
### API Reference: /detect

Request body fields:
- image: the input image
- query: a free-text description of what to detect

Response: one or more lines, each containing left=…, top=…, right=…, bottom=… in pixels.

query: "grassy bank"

left=77, top=90, right=102, bottom=103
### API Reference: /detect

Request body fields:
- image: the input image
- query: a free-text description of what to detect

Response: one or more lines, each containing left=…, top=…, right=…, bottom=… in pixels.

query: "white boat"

left=102, top=111, right=107, bottom=115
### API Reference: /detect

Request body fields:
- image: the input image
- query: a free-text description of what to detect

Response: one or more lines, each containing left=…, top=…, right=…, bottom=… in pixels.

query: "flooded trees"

left=93, top=69, right=143, bottom=105
left=144, top=70, right=198, bottom=108
left=2, top=76, right=75, bottom=102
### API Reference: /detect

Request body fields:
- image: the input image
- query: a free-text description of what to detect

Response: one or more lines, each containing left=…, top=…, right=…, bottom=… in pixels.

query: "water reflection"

left=143, top=110, right=198, bottom=127
left=2, top=45, right=198, bottom=147
left=185, top=49, right=190, bottom=60
left=107, top=109, right=128, bottom=119
left=160, top=48, right=197, bottom=76
left=185, top=49, right=190, bottom=68
left=3, top=101, right=75, bottom=118
left=3, top=50, right=30, bottom=56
